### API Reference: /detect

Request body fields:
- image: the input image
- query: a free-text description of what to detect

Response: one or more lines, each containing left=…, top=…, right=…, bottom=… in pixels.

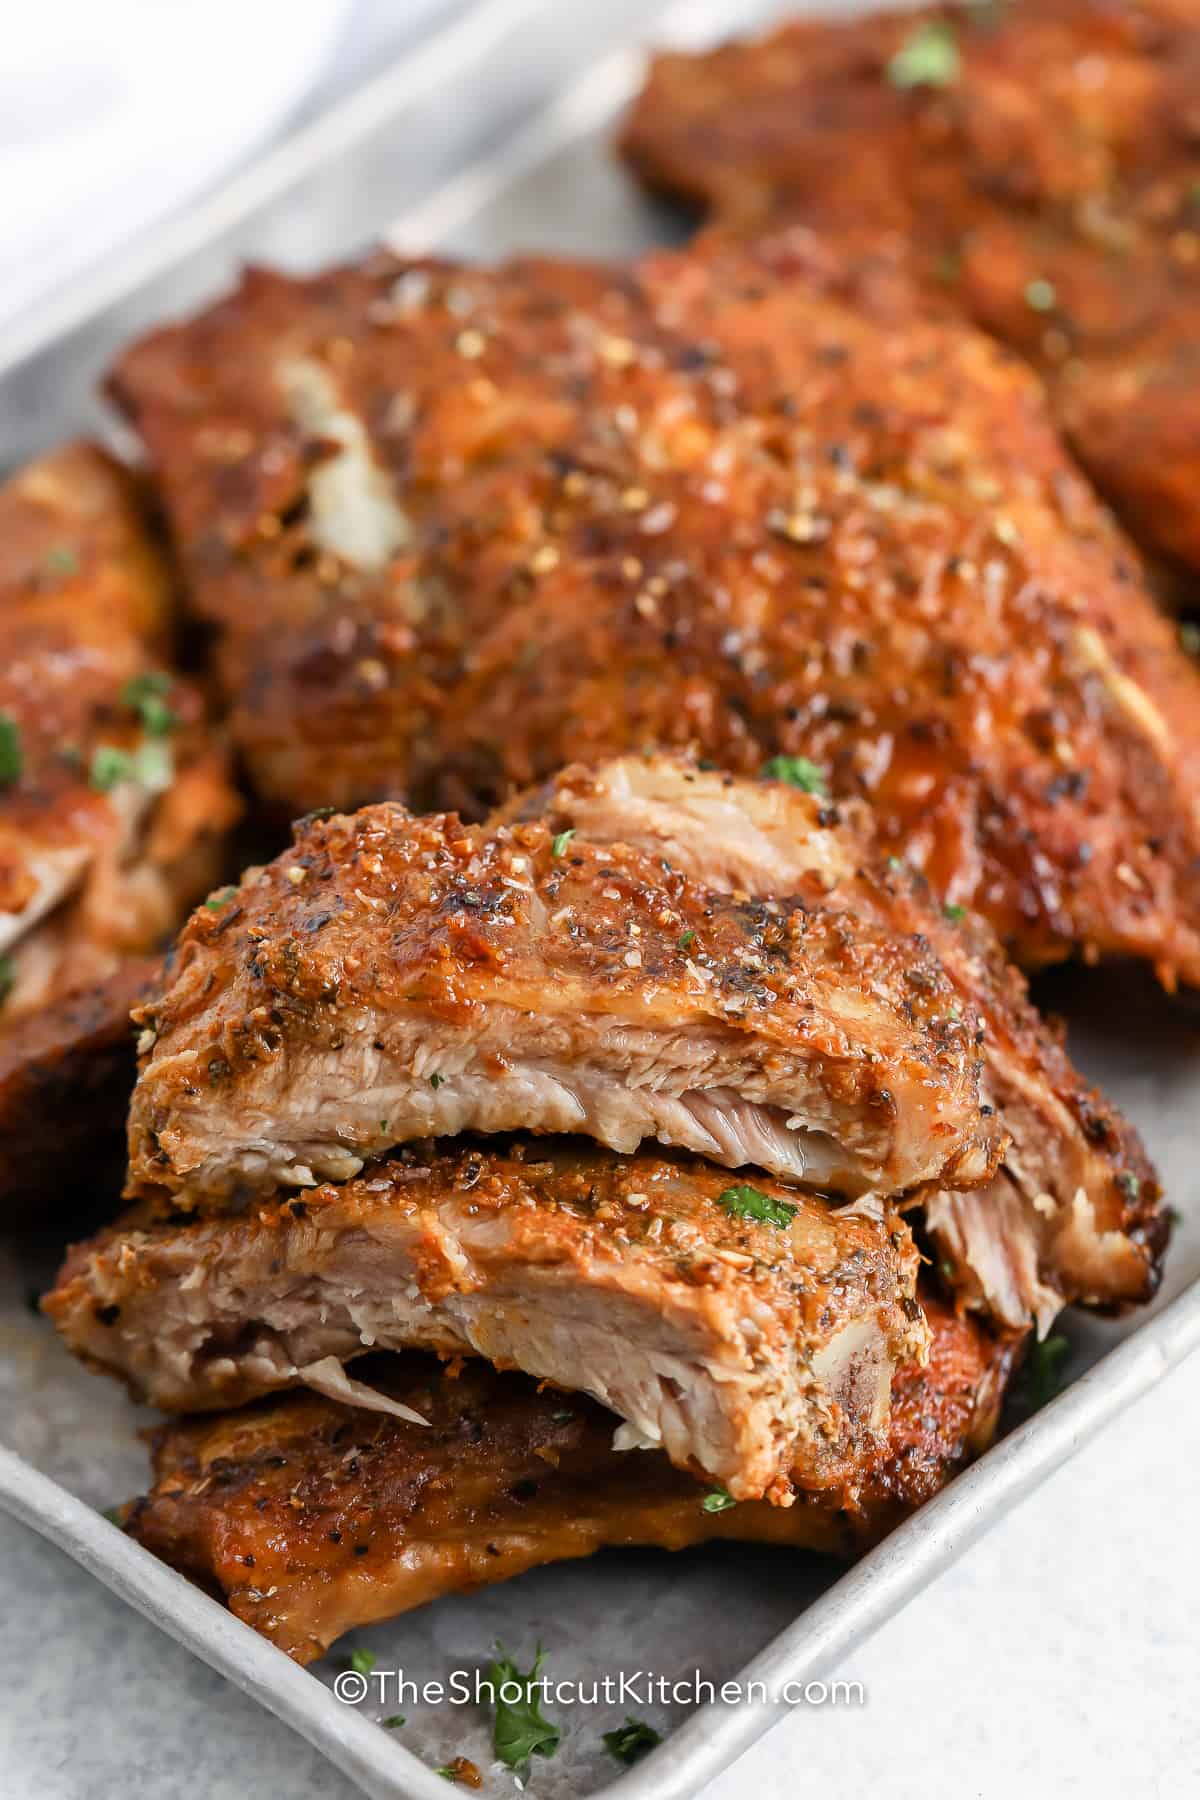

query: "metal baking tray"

left=2, top=2, right=1199, bottom=1795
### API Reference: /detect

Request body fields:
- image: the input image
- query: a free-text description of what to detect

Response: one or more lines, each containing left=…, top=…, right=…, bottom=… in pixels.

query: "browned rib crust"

left=0, top=958, right=158, bottom=1218
left=620, top=1, right=1200, bottom=578
left=124, top=1295, right=1017, bottom=1664
left=110, top=239, right=1200, bottom=984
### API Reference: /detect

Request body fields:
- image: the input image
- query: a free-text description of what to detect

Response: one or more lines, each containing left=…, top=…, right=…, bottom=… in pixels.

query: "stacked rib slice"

left=48, top=757, right=1164, bottom=1660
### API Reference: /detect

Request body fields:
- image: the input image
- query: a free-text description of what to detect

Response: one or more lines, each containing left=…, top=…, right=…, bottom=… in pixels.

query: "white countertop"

left=3, top=1350, right=1195, bottom=1799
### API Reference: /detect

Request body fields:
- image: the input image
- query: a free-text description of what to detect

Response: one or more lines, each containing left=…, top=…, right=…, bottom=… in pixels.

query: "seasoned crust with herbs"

left=111, top=237, right=1200, bottom=982
left=122, top=771, right=1001, bottom=1214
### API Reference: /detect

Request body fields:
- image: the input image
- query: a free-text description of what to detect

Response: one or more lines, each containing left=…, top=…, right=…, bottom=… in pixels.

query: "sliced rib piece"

left=620, top=0, right=1200, bottom=579
left=0, top=445, right=240, bottom=1214
left=124, top=793, right=1000, bottom=1214
left=111, top=240, right=1200, bottom=983
left=48, top=1138, right=927, bottom=1501
left=122, top=1298, right=1016, bottom=1664
left=520, top=758, right=1167, bottom=1328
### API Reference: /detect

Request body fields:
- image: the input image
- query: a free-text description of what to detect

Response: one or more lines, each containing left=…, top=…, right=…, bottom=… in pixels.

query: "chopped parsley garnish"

left=297, top=806, right=337, bottom=827
left=1115, top=1170, right=1140, bottom=1201
left=702, top=1487, right=736, bottom=1514
left=487, top=1645, right=561, bottom=1773
left=204, top=886, right=237, bottom=912
left=943, top=902, right=968, bottom=922
left=44, top=544, right=79, bottom=577
left=1026, top=1334, right=1070, bottom=1412
left=761, top=753, right=827, bottom=796
left=383, top=1716, right=405, bottom=1729
left=434, top=1767, right=459, bottom=1784
left=603, top=1717, right=663, bottom=1766
left=0, top=712, right=22, bottom=787
left=887, top=20, right=960, bottom=89
left=0, top=956, right=13, bottom=1008
left=550, top=828, right=576, bottom=857
left=348, top=1647, right=376, bottom=1676
left=1024, top=278, right=1057, bottom=312
left=716, top=1184, right=798, bottom=1229
left=429, top=1072, right=444, bottom=1090
left=90, top=740, right=174, bottom=794
left=121, top=670, right=178, bottom=736
left=101, top=1505, right=124, bottom=1525
left=678, top=930, right=697, bottom=952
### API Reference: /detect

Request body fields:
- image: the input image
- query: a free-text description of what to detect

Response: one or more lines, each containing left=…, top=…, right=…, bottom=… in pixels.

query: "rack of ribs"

left=620, top=0, right=1200, bottom=580
left=109, top=235, right=1200, bottom=984
left=0, top=445, right=240, bottom=1215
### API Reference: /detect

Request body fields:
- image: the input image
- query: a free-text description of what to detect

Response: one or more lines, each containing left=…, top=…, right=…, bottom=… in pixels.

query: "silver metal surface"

left=1, top=3, right=1198, bottom=1796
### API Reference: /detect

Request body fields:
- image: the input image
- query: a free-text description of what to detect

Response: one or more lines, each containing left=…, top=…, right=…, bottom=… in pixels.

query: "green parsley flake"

left=887, top=20, right=960, bottom=89
left=434, top=1768, right=458, bottom=1784
left=702, top=1487, right=736, bottom=1514
left=44, top=544, right=79, bottom=577
left=488, top=1645, right=561, bottom=1773
left=348, top=1648, right=375, bottom=1676
left=122, top=671, right=178, bottom=737
left=551, top=828, right=576, bottom=857
left=0, top=955, right=13, bottom=1008
left=603, top=1717, right=663, bottom=1766
left=1027, top=1334, right=1070, bottom=1412
left=678, top=930, right=697, bottom=952
left=716, top=1184, right=798, bottom=1229
left=0, top=712, right=22, bottom=788
left=943, top=902, right=967, bottom=922
left=761, top=753, right=827, bottom=796
left=1024, top=278, right=1057, bottom=312
left=429, top=1072, right=444, bottom=1090
left=204, top=886, right=237, bottom=912
left=90, top=740, right=175, bottom=795
left=383, top=1716, right=405, bottom=1730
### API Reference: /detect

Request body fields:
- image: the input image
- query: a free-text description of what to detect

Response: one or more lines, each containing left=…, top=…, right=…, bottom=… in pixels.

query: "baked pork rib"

left=125, top=784, right=1001, bottom=1215
left=122, top=1297, right=1016, bottom=1665
left=0, top=444, right=240, bottom=1214
left=620, top=0, right=1200, bottom=581
left=110, top=238, right=1200, bottom=983
left=515, top=759, right=1167, bottom=1329
left=48, top=1138, right=927, bottom=1503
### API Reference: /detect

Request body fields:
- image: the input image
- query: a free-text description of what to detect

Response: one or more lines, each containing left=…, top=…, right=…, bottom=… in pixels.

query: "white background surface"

left=2, top=1, right=1197, bottom=1794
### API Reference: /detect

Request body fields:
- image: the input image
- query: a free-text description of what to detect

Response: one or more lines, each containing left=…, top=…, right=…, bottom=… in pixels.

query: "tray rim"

left=2, top=1, right=1199, bottom=1795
